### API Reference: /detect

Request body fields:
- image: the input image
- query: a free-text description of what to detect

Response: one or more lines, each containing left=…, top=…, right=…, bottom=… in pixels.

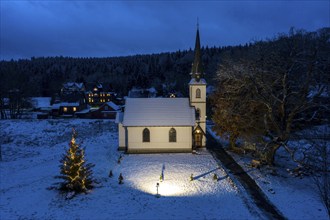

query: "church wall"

left=126, top=126, right=192, bottom=153
left=189, top=84, right=207, bottom=103
left=190, top=84, right=207, bottom=147
left=118, top=123, right=126, bottom=151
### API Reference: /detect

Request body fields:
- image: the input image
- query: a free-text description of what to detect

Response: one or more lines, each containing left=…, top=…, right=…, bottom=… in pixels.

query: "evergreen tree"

left=57, top=128, right=95, bottom=193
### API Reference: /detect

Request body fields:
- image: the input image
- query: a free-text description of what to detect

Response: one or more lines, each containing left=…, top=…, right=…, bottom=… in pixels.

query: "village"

left=1, top=2, right=329, bottom=220
left=1, top=25, right=329, bottom=219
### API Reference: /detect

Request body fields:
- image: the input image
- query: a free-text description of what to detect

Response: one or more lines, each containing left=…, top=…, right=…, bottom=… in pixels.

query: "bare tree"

left=212, top=29, right=329, bottom=165
left=211, top=61, right=266, bottom=150
left=300, top=127, right=330, bottom=216
left=312, top=140, right=330, bottom=216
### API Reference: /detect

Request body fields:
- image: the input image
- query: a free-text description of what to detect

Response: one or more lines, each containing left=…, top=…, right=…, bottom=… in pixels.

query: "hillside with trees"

left=211, top=27, right=329, bottom=164
left=0, top=27, right=328, bottom=113
left=0, top=46, right=222, bottom=98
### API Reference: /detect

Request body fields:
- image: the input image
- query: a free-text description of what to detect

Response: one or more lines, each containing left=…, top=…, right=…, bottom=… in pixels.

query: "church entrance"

left=194, top=130, right=203, bottom=148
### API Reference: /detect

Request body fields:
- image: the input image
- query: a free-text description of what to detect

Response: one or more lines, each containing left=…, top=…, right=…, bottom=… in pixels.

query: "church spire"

left=191, top=19, right=204, bottom=81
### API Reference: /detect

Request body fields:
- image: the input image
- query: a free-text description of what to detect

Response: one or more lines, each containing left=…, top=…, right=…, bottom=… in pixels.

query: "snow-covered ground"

left=1, top=120, right=255, bottom=219
left=208, top=126, right=329, bottom=220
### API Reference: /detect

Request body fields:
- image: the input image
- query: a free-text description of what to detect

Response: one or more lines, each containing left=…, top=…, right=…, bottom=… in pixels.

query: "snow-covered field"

left=1, top=120, right=255, bottom=219
left=208, top=126, right=329, bottom=220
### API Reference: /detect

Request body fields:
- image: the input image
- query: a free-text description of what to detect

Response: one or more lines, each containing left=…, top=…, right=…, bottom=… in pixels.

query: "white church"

left=116, top=26, right=207, bottom=153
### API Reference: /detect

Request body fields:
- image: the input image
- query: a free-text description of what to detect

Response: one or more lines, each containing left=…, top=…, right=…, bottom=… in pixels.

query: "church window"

left=143, top=128, right=150, bottom=142
left=196, top=88, right=201, bottom=98
left=169, top=128, right=176, bottom=142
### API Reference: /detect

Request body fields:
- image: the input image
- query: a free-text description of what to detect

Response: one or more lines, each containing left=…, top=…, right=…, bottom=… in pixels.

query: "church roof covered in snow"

left=123, top=98, right=195, bottom=127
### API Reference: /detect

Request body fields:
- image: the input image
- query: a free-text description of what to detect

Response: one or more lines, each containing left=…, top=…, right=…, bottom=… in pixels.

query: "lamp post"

left=156, top=182, right=160, bottom=198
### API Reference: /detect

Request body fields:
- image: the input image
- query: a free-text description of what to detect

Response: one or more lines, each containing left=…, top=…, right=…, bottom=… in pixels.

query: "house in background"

left=61, top=82, right=85, bottom=95
left=85, top=82, right=117, bottom=107
left=51, top=82, right=87, bottom=117
left=76, top=101, right=120, bottom=119
left=31, top=97, right=52, bottom=119
left=117, top=25, right=207, bottom=153
left=51, top=101, right=85, bottom=117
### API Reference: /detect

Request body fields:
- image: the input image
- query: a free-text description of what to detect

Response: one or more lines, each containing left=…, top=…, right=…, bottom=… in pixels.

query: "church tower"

left=189, top=23, right=207, bottom=148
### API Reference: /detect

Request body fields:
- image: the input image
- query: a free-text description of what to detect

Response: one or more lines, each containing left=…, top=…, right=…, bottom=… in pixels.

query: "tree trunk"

left=265, top=144, right=280, bottom=165
left=229, top=135, right=237, bottom=150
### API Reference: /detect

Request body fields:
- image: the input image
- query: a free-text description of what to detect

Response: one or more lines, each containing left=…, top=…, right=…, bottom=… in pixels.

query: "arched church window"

left=143, top=128, right=150, bottom=142
left=169, top=128, right=176, bottom=142
left=196, top=108, right=200, bottom=120
left=196, top=88, right=201, bottom=98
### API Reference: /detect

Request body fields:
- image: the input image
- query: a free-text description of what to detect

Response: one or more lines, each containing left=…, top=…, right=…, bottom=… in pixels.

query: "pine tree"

left=57, top=128, right=95, bottom=194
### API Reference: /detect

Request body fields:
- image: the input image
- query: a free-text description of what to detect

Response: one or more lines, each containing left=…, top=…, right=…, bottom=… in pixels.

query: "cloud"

left=0, top=1, right=329, bottom=60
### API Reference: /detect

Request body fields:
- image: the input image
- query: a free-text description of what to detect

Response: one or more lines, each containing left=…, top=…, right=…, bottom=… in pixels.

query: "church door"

left=194, top=133, right=203, bottom=148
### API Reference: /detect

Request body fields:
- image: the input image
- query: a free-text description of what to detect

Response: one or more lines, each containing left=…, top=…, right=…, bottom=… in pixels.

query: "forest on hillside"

left=0, top=45, right=222, bottom=98
left=0, top=28, right=328, bottom=99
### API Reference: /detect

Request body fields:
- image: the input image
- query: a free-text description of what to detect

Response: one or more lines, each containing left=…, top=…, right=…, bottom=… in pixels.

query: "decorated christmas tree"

left=57, top=128, right=95, bottom=194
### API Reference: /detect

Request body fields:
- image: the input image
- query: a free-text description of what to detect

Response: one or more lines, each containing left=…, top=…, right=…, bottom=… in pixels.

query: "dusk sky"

left=1, top=1, right=329, bottom=60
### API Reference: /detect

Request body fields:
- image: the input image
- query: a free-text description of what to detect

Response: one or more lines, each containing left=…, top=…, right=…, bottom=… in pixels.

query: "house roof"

left=52, top=102, right=80, bottom=109
left=189, top=78, right=207, bottom=85
left=105, top=102, right=120, bottom=111
left=63, top=82, right=85, bottom=90
left=31, top=97, right=51, bottom=108
left=115, top=112, right=124, bottom=123
left=122, top=98, right=195, bottom=127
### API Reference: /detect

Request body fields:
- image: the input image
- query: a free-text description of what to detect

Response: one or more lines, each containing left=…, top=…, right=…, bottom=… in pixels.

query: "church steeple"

left=191, top=20, right=204, bottom=81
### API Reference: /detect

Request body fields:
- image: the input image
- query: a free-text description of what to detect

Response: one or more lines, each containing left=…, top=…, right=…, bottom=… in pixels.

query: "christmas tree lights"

left=57, top=128, right=95, bottom=194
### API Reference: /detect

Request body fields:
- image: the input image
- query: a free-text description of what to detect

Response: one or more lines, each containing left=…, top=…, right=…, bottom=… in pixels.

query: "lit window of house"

left=73, top=107, right=77, bottom=112
left=63, top=107, right=68, bottom=112
left=107, top=94, right=110, bottom=97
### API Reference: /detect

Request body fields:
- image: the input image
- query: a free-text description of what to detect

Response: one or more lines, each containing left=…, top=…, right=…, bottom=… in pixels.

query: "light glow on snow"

left=137, top=181, right=185, bottom=197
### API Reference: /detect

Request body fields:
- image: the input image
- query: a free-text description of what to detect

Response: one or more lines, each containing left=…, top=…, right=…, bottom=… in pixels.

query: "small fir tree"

left=213, top=174, right=218, bottom=181
left=57, top=128, right=95, bottom=194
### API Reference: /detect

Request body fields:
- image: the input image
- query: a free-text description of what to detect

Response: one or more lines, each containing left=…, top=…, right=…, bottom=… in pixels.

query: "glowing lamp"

left=155, top=182, right=160, bottom=198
